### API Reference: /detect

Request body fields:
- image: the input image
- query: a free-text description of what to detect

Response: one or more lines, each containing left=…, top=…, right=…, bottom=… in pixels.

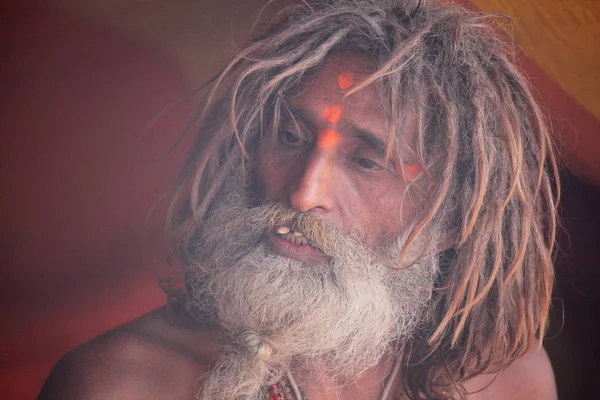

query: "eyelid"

left=278, top=129, right=301, bottom=142
left=363, top=159, right=384, bottom=170
left=283, top=128, right=312, bottom=143
left=277, top=129, right=312, bottom=152
left=280, top=113, right=313, bottom=137
left=347, top=156, right=384, bottom=171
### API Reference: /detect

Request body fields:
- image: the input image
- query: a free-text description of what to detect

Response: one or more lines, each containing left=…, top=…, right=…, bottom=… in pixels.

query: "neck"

left=288, top=352, right=402, bottom=400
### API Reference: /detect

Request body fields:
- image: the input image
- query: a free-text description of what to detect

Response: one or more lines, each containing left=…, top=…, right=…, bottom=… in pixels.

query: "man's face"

left=255, top=54, right=421, bottom=262
left=190, top=55, right=439, bottom=395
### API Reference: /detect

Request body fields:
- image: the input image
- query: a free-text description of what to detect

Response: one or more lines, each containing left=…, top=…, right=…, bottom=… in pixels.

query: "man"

left=39, top=0, right=559, bottom=399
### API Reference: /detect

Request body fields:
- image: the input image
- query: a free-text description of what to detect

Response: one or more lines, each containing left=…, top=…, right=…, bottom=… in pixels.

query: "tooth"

left=277, top=226, right=291, bottom=234
left=293, top=231, right=303, bottom=237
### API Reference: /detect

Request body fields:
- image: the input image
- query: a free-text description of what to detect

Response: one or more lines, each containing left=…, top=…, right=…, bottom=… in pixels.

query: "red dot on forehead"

left=321, top=104, right=343, bottom=124
left=317, top=128, right=341, bottom=150
left=337, top=72, right=355, bottom=90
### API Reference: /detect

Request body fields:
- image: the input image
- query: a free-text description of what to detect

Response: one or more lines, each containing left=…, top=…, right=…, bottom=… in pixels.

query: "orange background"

left=1, top=1, right=599, bottom=399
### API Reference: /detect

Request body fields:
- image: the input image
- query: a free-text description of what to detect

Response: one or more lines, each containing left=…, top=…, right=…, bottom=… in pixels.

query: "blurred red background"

left=1, top=1, right=599, bottom=399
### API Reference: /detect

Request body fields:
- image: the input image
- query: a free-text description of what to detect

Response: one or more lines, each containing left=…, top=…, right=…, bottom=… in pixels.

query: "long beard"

left=185, top=179, right=439, bottom=400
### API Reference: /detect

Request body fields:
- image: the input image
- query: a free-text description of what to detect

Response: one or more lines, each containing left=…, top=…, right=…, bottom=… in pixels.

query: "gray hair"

left=168, top=1, right=560, bottom=397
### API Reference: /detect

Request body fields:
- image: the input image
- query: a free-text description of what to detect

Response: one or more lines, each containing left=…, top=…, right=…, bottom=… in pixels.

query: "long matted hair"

left=167, top=0, right=560, bottom=398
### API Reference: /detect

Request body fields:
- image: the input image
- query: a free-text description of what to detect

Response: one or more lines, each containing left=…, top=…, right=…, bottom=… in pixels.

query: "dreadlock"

left=168, top=1, right=560, bottom=398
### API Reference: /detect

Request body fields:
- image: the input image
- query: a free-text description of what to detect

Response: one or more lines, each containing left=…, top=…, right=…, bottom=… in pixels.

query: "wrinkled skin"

left=37, top=54, right=557, bottom=400
left=254, top=55, right=421, bottom=258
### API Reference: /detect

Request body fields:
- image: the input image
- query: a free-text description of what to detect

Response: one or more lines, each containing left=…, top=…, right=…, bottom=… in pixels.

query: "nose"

left=288, top=150, right=335, bottom=214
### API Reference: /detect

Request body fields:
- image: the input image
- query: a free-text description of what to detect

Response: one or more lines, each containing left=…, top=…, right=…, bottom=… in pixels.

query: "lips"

left=269, top=224, right=328, bottom=263
left=275, top=225, right=309, bottom=245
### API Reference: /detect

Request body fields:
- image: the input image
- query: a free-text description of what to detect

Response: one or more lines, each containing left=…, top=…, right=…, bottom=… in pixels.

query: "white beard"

left=184, top=185, right=439, bottom=400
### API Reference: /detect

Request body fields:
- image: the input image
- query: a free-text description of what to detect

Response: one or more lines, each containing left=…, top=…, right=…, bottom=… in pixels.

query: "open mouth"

left=275, top=225, right=310, bottom=246
left=269, top=224, right=327, bottom=263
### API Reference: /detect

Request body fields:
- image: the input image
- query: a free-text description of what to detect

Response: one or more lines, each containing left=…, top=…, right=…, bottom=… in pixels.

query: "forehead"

left=286, top=54, right=389, bottom=134
left=290, top=54, right=377, bottom=104
left=304, top=53, right=374, bottom=89
left=287, top=53, right=416, bottom=157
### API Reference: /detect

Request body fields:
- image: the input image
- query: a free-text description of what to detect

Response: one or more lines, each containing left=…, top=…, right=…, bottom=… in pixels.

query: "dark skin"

left=38, top=56, right=558, bottom=400
left=257, top=55, right=420, bottom=257
left=38, top=307, right=556, bottom=399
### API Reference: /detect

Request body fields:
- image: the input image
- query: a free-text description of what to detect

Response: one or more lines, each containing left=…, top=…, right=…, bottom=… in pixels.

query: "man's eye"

left=354, top=158, right=382, bottom=170
left=278, top=131, right=302, bottom=146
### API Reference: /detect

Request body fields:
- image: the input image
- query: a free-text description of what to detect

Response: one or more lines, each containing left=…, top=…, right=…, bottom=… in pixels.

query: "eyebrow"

left=282, top=107, right=317, bottom=134
left=284, top=106, right=387, bottom=154
left=349, top=124, right=386, bottom=154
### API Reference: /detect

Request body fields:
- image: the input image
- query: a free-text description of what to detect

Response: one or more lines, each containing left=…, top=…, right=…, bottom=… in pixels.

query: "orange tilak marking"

left=337, top=72, right=355, bottom=90
left=398, top=164, right=423, bottom=180
left=405, top=164, right=422, bottom=178
left=317, top=128, right=341, bottom=149
left=321, top=104, right=343, bottom=124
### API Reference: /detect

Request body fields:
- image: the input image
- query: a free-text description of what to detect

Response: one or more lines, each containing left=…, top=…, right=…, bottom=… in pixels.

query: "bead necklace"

left=260, top=356, right=402, bottom=400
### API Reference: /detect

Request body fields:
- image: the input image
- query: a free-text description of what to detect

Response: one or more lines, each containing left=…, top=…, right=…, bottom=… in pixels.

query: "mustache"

left=244, top=202, right=352, bottom=255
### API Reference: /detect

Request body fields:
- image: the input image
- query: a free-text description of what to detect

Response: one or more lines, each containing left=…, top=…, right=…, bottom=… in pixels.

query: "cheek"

left=255, top=159, right=283, bottom=199
left=254, top=145, right=301, bottom=201
left=355, top=183, right=417, bottom=245
left=254, top=146, right=283, bottom=199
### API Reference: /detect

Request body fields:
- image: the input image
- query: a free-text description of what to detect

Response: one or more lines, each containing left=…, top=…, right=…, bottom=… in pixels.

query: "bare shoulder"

left=464, top=344, right=557, bottom=400
left=38, top=307, right=223, bottom=400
